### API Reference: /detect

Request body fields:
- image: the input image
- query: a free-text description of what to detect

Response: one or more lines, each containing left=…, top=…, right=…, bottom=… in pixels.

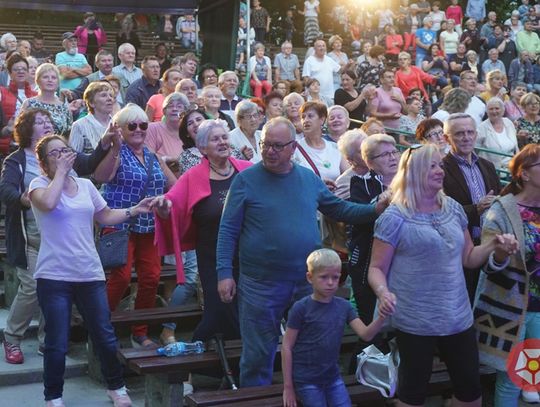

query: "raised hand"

left=56, top=151, right=77, bottom=176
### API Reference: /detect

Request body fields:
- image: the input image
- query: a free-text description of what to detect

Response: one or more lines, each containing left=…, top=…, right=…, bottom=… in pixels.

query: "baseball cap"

left=62, top=32, right=76, bottom=41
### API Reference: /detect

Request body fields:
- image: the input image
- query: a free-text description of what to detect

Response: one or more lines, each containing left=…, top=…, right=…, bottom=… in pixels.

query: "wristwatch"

left=125, top=208, right=132, bottom=219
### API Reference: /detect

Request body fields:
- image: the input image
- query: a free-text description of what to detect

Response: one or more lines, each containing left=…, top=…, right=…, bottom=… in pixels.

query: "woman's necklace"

left=209, top=161, right=233, bottom=177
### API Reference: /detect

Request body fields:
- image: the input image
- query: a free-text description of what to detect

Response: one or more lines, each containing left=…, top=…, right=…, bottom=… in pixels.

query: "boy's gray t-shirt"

left=287, top=295, right=357, bottom=385
left=374, top=198, right=473, bottom=336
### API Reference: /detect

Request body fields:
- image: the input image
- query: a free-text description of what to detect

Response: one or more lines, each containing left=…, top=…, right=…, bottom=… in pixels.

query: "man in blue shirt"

left=481, top=48, right=507, bottom=77
left=125, top=56, right=161, bottom=109
left=55, top=32, right=92, bottom=91
left=216, top=117, right=388, bottom=387
left=415, top=17, right=436, bottom=67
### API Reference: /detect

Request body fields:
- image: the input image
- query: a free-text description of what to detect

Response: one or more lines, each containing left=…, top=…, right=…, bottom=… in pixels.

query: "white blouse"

left=476, top=117, right=518, bottom=170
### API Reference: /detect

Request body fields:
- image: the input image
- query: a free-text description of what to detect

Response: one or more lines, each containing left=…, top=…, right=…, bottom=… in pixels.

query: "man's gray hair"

left=117, top=42, right=135, bottom=55
left=443, top=113, right=476, bottom=134
left=262, top=117, right=296, bottom=142
left=218, top=70, right=239, bottom=85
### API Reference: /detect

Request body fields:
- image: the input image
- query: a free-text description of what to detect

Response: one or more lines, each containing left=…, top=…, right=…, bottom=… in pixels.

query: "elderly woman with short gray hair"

left=335, top=129, right=368, bottom=200
left=477, top=97, right=518, bottom=171
left=145, top=92, right=190, bottom=175
left=349, top=134, right=399, bottom=328
left=153, top=119, right=252, bottom=342
left=431, top=87, right=472, bottom=123
left=229, top=100, right=263, bottom=163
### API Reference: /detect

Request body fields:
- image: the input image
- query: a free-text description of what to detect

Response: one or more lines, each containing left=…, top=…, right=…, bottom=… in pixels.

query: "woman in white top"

left=439, top=19, right=460, bottom=58
left=69, top=82, right=113, bottom=154
left=477, top=97, right=518, bottom=170
left=229, top=100, right=262, bottom=163
left=293, top=101, right=347, bottom=183
left=29, top=134, right=153, bottom=407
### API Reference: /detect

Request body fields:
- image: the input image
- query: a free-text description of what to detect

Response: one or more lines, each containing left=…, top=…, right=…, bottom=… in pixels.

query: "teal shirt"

left=216, top=163, right=376, bottom=281
left=55, top=51, right=89, bottom=90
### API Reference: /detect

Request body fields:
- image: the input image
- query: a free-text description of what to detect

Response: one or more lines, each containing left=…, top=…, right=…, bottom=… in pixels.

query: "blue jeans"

left=495, top=312, right=540, bottom=407
left=238, top=274, right=312, bottom=387
left=296, top=378, right=351, bottom=407
left=163, top=250, right=198, bottom=331
left=36, top=279, right=124, bottom=401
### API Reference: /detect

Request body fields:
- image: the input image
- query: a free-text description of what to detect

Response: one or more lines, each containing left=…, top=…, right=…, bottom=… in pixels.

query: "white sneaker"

left=45, top=398, right=65, bottom=407
left=107, top=386, right=132, bottom=407
left=522, top=390, right=540, bottom=404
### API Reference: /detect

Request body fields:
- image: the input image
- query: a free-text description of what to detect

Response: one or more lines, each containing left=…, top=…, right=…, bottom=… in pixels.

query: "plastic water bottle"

left=156, top=341, right=205, bottom=357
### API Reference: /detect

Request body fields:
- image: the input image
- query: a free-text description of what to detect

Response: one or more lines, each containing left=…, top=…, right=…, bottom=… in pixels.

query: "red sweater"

left=395, top=66, right=436, bottom=100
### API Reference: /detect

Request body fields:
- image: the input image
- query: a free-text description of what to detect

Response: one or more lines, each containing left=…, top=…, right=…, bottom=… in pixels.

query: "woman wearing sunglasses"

left=368, top=143, right=518, bottom=407
left=29, top=134, right=154, bottom=406
left=93, top=103, right=176, bottom=348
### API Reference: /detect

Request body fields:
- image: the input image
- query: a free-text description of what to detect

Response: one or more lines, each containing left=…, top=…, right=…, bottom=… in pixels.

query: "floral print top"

left=25, top=98, right=72, bottom=136
left=518, top=203, right=540, bottom=312
left=356, top=60, right=384, bottom=91
left=515, top=117, right=540, bottom=147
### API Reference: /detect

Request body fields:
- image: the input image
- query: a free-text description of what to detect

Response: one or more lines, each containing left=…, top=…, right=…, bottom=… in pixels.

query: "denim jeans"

left=494, top=312, right=540, bottom=407
left=237, top=274, right=312, bottom=387
left=295, top=378, right=351, bottom=407
left=163, top=250, right=198, bottom=331
left=36, top=279, right=124, bottom=401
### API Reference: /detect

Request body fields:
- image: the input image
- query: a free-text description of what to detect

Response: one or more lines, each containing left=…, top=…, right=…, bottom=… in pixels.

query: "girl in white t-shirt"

left=29, top=134, right=153, bottom=407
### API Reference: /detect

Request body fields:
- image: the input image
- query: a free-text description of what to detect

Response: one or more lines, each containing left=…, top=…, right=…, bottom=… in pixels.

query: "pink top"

left=145, top=121, right=183, bottom=159
left=146, top=94, right=165, bottom=122
left=74, top=26, right=107, bottom=54
left=371, top=86, right=405, bottom=130
left=153, top=157, right=252, bottom=283
left=446, top=5, right=463, bottom=25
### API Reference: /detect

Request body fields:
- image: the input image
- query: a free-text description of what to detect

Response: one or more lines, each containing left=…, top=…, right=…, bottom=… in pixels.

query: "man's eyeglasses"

left=11, top=67, right=28, bottom=73
left=47, top=147, right=73, bottom=158
left=259, top=140, right=295, bottom=152
left=372, top=150, right=400, bottom=160
left=127, top=122, right=149, bottom=131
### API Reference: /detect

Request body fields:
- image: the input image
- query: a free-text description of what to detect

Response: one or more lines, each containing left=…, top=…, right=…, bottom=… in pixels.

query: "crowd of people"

left=0, top=1, right=539, bottom=407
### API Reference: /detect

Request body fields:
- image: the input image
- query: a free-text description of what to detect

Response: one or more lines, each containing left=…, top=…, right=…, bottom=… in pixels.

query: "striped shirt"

left=451, top=151, right=487, bottom=239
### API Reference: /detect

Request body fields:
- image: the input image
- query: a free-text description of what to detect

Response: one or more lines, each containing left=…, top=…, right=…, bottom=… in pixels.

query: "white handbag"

left=355, top=337, right=400, bottom=398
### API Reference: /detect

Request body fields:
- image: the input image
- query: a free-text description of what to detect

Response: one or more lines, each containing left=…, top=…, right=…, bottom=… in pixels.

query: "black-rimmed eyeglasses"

left=259, top=140, right=295, bottom=152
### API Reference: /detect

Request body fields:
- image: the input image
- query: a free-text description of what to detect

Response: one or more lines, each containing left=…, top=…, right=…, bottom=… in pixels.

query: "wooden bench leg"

left=145, top=373, right=184, bottom=407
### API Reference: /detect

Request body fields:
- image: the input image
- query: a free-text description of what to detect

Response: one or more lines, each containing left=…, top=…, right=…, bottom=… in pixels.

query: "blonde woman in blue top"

left=368, top=143, right=518, bottom=407
left=94, top=103, right=176, bottom=348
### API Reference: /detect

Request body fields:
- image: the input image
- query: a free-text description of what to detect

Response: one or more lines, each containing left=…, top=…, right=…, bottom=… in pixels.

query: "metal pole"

left=243, top=0, right=251, bottom=95
left=195, top=11, right=200, bottom=55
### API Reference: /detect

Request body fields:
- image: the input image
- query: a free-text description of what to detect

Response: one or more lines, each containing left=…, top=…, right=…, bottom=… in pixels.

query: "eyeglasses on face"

left=34, top=119, right=52, bottom=126
left=259, top=140, right=295, bottom=152
left=127, top=122, right=149, bottom=131
left=372, top=149, right=400, bottom=160
left=47, top=147, right=73, bottom=158
left=242, top=112, right=260, bottom=120
left=426, top=129, right=444, bottom=139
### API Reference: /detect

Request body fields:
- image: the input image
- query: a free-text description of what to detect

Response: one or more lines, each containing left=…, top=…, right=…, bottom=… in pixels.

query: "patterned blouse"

left=517, top=204, right=540, bottom=312
left=103, top=144, right=165, bottom=233
left=24, top=98, right=72, bottom=136
left=356, top=60, right=384, bottom=91
left=515, top=116, right=540, bottom=147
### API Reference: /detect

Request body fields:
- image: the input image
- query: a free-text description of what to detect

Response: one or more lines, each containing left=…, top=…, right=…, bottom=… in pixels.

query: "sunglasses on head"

left=127, top=122, right=149, bottom=131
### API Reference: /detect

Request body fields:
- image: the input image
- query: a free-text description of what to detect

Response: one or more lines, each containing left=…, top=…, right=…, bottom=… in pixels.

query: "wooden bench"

left=185, top=364, right=497, bottom=407
left=117, top=333, right=359, bottom=407
left=88, top=303, right=204, bottom=383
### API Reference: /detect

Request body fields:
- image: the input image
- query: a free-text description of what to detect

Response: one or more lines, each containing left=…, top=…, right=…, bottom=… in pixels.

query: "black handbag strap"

left=295, top=143, right=321, bottom=178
